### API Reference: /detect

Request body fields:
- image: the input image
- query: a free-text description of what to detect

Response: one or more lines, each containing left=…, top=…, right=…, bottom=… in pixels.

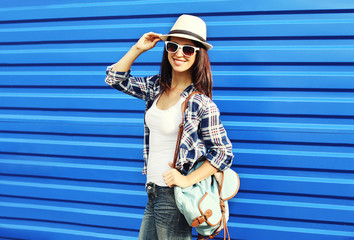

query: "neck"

left=170, top=70, right=193, bottom=92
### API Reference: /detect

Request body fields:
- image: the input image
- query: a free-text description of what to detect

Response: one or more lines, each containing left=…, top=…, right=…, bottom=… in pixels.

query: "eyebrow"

left=170, top=40, right=196, bottom=47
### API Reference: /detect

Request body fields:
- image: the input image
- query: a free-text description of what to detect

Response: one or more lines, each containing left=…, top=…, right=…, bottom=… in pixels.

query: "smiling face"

left=167, top=37, right=197, bottom=74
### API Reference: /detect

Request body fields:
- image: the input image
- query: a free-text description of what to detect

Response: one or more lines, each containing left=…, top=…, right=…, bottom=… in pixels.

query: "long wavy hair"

left=159, top=39, right=213, bottom=99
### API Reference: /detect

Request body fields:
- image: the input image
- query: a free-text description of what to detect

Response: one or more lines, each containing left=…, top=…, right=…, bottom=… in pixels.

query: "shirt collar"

left=180, top=83, right=197, bottom=98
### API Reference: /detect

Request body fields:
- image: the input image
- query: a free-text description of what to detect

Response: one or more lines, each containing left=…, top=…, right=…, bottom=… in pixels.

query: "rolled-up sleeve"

left=200, top=99, right=234, bottom=171
left=105, top=65, right=149, bottom=101
left=105, top=65, right=131, bottom=84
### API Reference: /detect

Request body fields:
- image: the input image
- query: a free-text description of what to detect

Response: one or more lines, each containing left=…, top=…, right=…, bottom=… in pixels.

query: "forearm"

left=111, top=45, right=144, bottom=72
left=111, top=32, right=161, bottom=72
left=163, top=160, right=218, bottom=188
left=185, top=161, right=218, bottom=187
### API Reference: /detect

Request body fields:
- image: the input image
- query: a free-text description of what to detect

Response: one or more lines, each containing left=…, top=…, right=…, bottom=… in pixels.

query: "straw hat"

left=159, top=14, right=213, bottom=51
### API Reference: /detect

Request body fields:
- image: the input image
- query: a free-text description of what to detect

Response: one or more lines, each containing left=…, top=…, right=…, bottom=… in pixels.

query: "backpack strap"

left=173, top=91, right=232, bottom=240
left=172, top=91, right=202, bottom=169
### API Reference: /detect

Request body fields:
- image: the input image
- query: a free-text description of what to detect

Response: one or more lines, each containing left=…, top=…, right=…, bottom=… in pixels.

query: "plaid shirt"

left=105, top=66, right=234, bottom=175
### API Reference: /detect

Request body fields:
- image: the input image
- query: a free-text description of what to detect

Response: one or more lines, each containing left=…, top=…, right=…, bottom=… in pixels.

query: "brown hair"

left=159, top=40, right=213, bottom=99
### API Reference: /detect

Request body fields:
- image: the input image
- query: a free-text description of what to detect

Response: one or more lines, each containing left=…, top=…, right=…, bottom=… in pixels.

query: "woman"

left=105, top=14, right=233, bottom=240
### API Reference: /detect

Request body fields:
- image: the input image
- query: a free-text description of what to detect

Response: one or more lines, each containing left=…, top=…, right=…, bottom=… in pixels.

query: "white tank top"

left=145, top=95, right=185, bottom=186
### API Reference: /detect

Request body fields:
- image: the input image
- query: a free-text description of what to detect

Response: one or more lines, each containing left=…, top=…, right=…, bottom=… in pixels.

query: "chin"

left=169, top=61, right=193, bottom=73
left=172, top=67, right=189, bottom=73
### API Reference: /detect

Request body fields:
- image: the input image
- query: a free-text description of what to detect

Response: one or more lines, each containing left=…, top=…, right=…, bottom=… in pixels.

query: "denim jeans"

left=138, top=182, right=192, bottom=240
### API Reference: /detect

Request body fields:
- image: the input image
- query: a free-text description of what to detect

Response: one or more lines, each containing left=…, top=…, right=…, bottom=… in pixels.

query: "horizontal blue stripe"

left=0, top=138, right=142, bottom=149
left=215, top=45, right=354, bottom=50
left=224, top=121, right=354, bottom=131
left=209, top=18, right=354, bottom=26
left=214, top=95, right=354, bottom=103
left=2, top=114, right=352, bottom=132
left=228, top=222, right=354, bottom=237
left=0, top=0, right=220, bottom=12
left=213, top=71, right=354, bottom=77
left=239, top=173, right=354, bottom=184
left=0, top=223, right=138, bottom=239
left=0, top=159, right=141, bottom=172
left=0, top=114, right=142, bottom=124
left=232, top=198, right=354, bottom=211
left=2, top=46, right=354, bottom=54
left=2, top=18, right=354, bottom=32
left=236, top=148, right=354, bottom=159
left=0, top=70, right=353, bottom=77
left=0, top=93, right=132, bottom=99
left=0, top=180, right=145, bottom=196
left=0, top=47, right=161, bottom=54
left=0, top=24, right=169, bottom=32
left=0, top=71, right=104, bottom=75
left=1, top=114, right=352, bottom=134
left=0, top=71, right=157, bottom=76
left=0, top=202, right=143, bottom=219
left=1, top=93, right=353, bottom=103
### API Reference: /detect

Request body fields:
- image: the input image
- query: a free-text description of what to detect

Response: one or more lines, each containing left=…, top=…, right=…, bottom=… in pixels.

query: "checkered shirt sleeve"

left=105, top=65, right=151, bottom=101
left=179, top=94, right=233, bottom=172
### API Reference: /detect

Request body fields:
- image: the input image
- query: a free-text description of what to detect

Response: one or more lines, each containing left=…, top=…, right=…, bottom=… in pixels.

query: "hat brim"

left=159, top=33, right=213, bottom=51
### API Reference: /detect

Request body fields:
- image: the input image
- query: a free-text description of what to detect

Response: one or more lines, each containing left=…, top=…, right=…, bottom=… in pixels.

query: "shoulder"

left=188, top=92, right=219, bottom=117
left=144, top=74, right=161, bottom=100
left=191, top=92, right=211, bottom=103
left=145, top=74, right=160, bottom=83
left=151, top=74, right=161, bottom=90
left=141, top=73, right=160, bottom=90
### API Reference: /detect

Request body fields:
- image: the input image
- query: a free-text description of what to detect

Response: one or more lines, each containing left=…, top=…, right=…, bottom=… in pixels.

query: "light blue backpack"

left=174, top=161, right=240, bottom=239
left=173, top=92, right=240, bottom=240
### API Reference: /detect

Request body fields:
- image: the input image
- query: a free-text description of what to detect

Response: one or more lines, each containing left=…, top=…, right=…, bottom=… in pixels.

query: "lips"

left=173, top=58, right=185, bottom=66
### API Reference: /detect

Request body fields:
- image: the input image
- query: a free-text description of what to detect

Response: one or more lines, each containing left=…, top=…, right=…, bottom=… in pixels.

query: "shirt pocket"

left=180, top=118, right=201, bottom=151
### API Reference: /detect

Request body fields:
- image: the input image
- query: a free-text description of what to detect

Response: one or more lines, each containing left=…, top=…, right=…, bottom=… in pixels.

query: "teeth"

left=174, top=59, right=184, bottom=66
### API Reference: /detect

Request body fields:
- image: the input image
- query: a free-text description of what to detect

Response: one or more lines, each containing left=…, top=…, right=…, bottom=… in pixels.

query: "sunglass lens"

left=166, top=42, right=178, bottom=53
left=182, top=46, right=195, bottom=56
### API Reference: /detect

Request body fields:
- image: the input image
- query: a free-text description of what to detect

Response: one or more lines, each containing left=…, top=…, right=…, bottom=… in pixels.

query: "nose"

left=175, top=46, right=184, bottom=57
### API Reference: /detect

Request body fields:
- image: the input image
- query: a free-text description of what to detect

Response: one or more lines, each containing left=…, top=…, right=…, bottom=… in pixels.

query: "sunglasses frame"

left=164, top=41, right=200, bottom=57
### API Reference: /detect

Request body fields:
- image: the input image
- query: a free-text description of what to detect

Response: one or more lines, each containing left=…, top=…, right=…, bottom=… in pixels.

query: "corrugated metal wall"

left=1, top=1, right=354, bottom=239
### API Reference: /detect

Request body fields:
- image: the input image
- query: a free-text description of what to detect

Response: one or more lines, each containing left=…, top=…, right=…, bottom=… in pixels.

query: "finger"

left=168, top=162, right=173, bottom=168
left=162, top=169, right=171, bottom=178
left=164, top=173, right=175, bottom=184
left=165, top=178, right=175, bottom=188
left=163, top=173, right=173, bottom=182
left=163, top=176, right=172, bottom=187
left=163, top=174, right=170, bottom=184
left=147, top=32, right=161, bottom=37
left=152, top=38, right=161, bottom=44
left=146, top=32, right=160, bottom=39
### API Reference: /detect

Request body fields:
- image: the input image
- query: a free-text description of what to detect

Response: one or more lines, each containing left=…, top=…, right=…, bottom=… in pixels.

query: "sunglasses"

left=165, top=41, right=200, bottom=57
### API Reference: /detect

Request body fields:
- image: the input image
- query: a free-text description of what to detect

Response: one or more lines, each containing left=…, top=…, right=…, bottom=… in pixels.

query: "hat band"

left=168, top=29, right=206, bottom=43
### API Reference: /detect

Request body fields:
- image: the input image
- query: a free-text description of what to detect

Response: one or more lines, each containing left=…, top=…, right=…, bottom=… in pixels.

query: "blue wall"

left=1, top=1, right=354, bottom=239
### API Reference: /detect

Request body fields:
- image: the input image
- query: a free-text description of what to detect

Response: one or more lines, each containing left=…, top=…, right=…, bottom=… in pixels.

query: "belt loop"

left=146, top=182, right=158, bottom=201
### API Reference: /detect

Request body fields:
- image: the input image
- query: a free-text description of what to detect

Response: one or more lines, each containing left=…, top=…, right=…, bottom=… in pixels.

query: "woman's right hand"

left=111, top=32, right=162, bottom=72
left=134, top=32, right=162, bottom=53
